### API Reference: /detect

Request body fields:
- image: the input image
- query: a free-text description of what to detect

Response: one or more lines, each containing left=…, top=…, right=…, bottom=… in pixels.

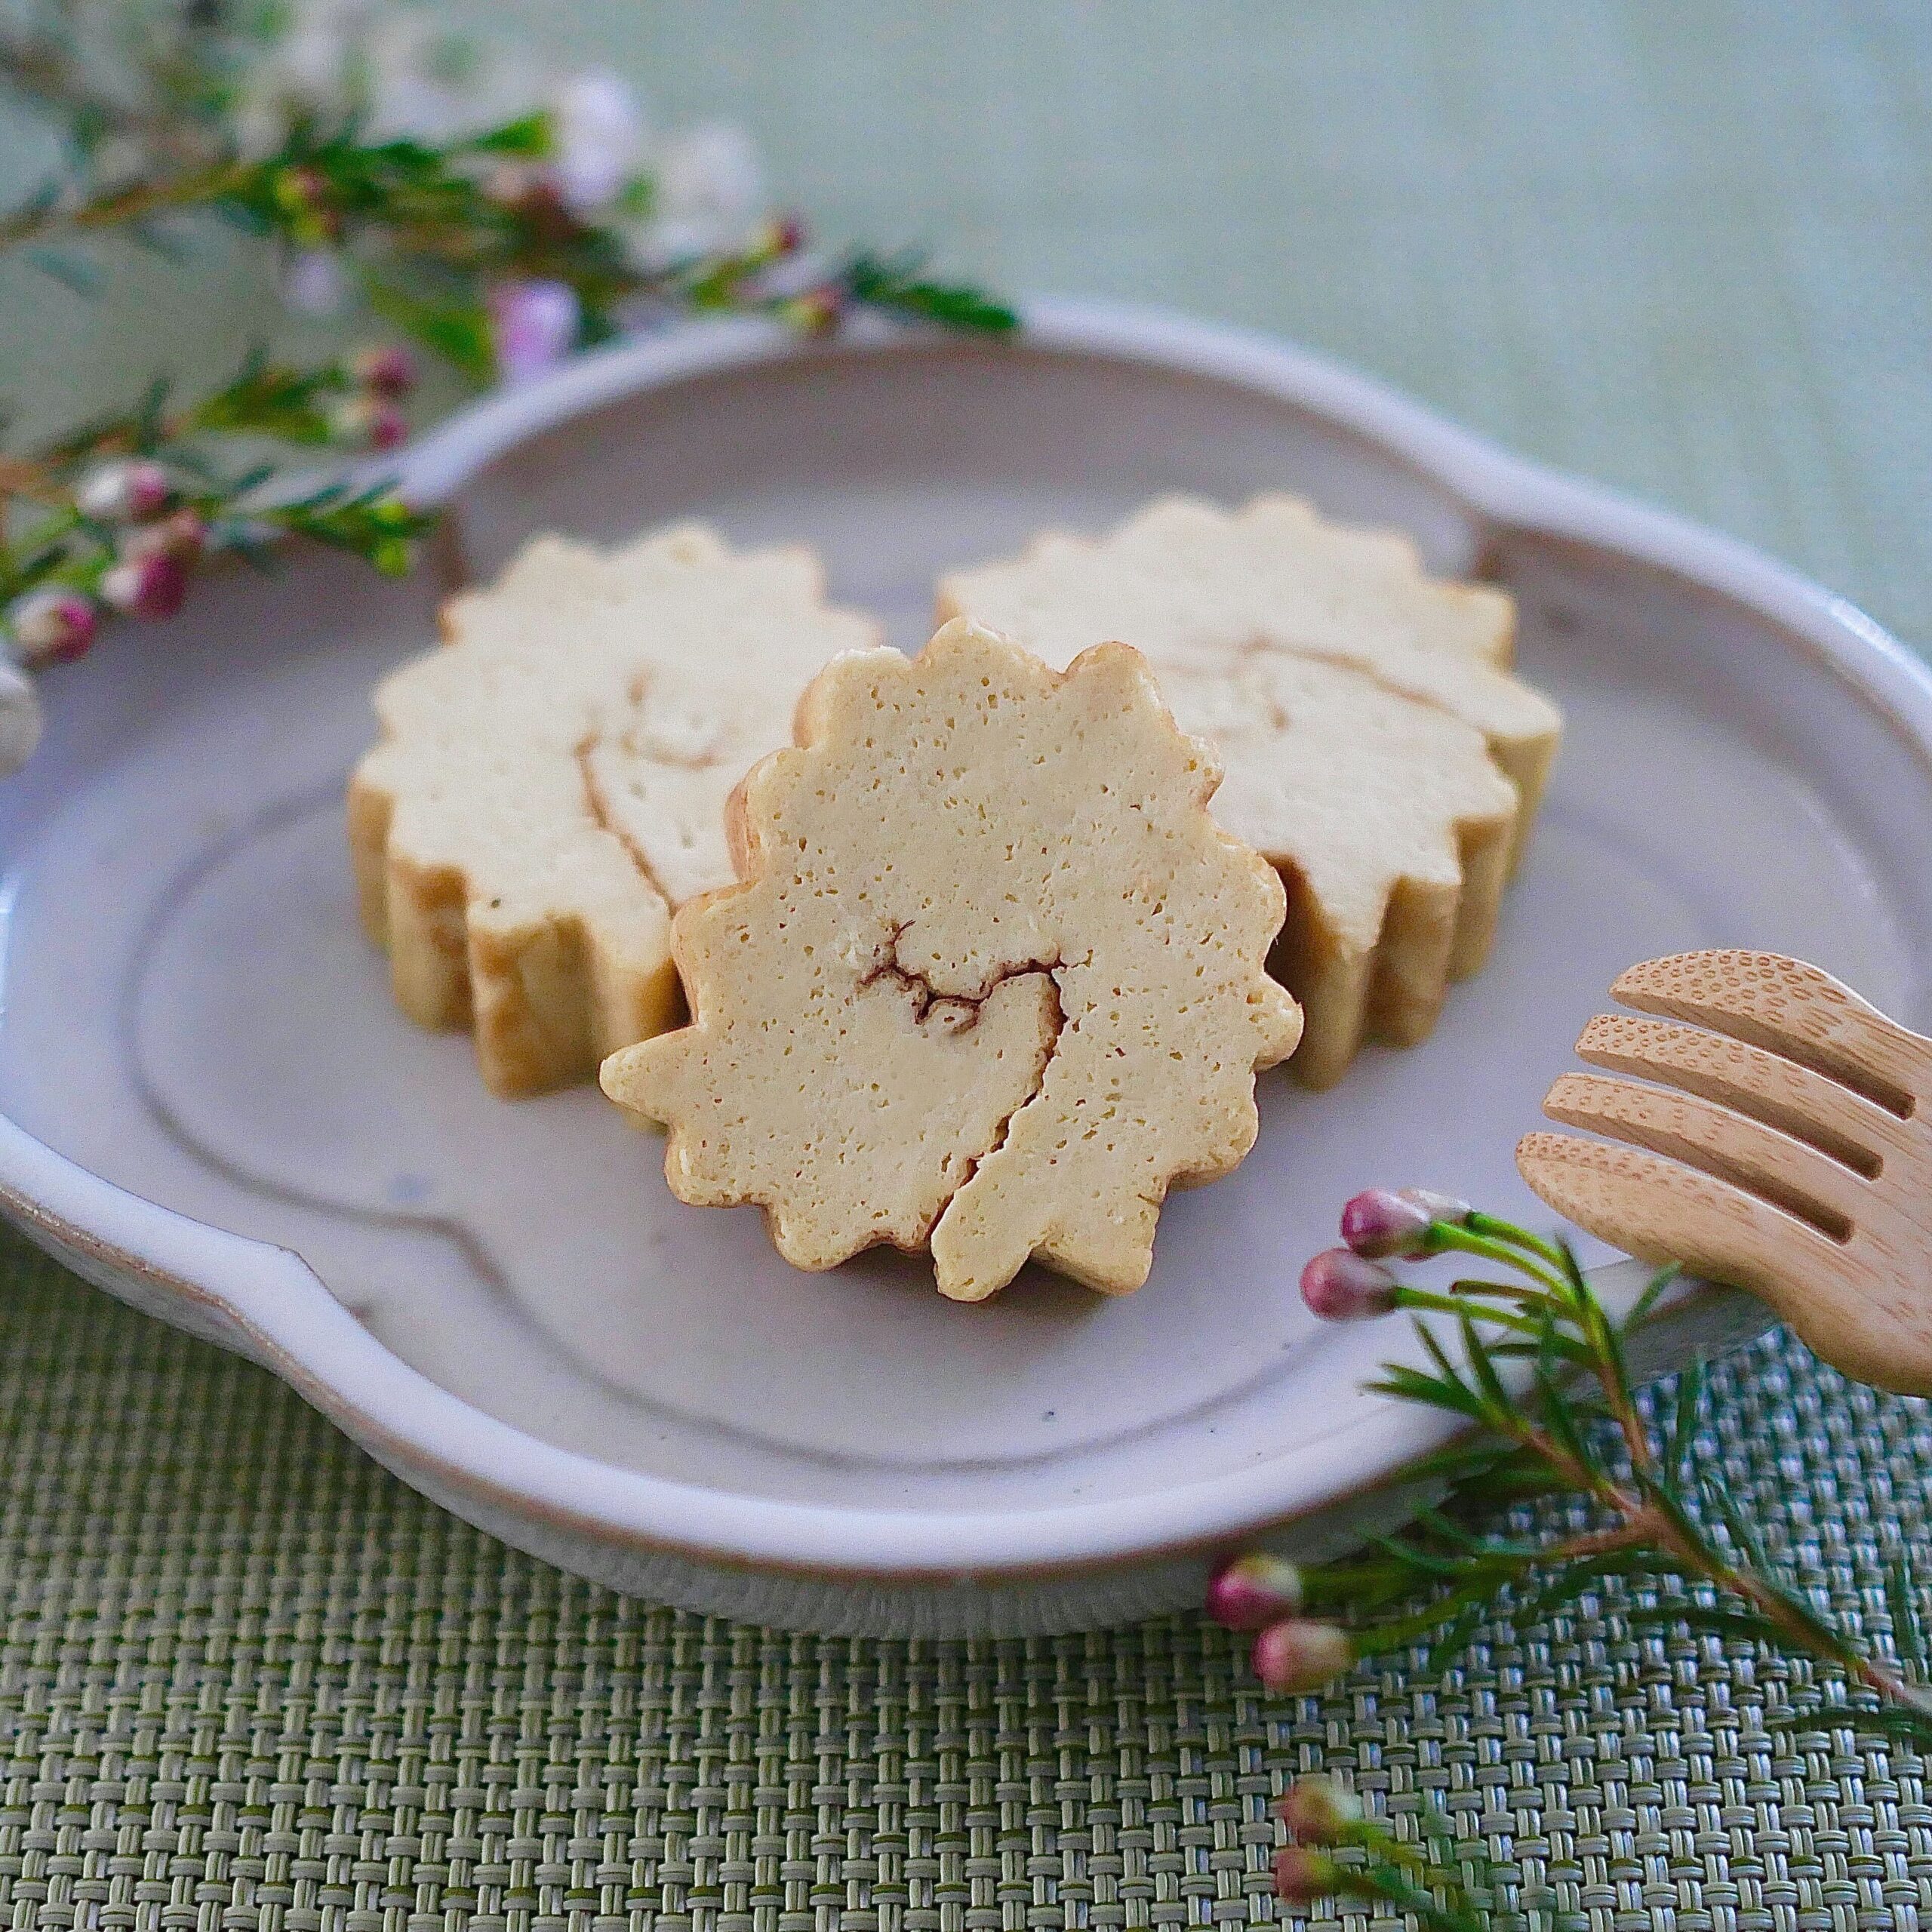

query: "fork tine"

left=1515, top=1130, right=1925, bottom=1395
left=1543, top=1070, right=1862, bottom=1238
left=1574, top=1013, right=1909, bottom=1177
left=1611, top=950, right=1932, bottom=1112
left=1515, top=1127, right=1844, bottom=1282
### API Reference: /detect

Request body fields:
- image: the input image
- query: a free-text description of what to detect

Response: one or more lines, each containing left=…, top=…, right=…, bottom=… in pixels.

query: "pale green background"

left=2, top=1, right=1927, bottom=641
left=5, top=9, right=1932, bottom=1930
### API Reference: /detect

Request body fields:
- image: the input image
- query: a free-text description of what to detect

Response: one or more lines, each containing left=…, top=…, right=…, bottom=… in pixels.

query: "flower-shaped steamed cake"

left=937, top=495, right=1562, bottom=1088
left=349, top=523, right=878, bottom=1096
left=601, top=619, right=1304, bottom=1302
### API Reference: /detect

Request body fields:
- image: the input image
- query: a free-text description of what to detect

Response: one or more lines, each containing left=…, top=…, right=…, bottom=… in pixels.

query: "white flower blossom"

left=229, top=0, right=371, bottom=156
left=550, top=70, right=647, bottom=212
left=359, top=14, right=537, bottom=144
left=281, top=247, right=351, bottom=318
left=231, top=0, right=534, bottom=155
left=632, top=122, right=769, bottom=268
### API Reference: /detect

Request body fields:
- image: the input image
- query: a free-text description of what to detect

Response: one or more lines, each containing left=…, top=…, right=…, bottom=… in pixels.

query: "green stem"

left=1346, top=1518, right=1649, bottom=1658
left=1464, top=1208, right=1571, bottom=1273
left=0, top=162, right=248, bottom=252
left=1423, top=1223, right=1570, bottom=1296
left=1393, top=1285, right=1548, bottom=1339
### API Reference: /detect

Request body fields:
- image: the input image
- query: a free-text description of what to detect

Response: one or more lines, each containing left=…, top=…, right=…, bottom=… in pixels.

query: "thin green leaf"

left=1618, top=1601, right=1786, bottom=1646
left=133, top=375, right=170, bottom=452
left=1696, top=1473, right=1777, bottom=1573
left=1665, top=1358, right=1706, bottom=1495
left=365, top=277, right=494, bottom=381
left=1556, top=1235, right=1592, bottom=1299
left=1531, top=1355, right=1602, bottom=1483
left=1885, top=1549, right=1927, bottom=1670
left=222, top=460, right=278, bottom=497
left=1488, top=1332, right=1595, bottom=1369
left=126, top=217, right=195, bottom=265
left=9, top=177, right=65, bottom=223
left=1417, top=1317, right=1475, bottom=1390
left=1419, top=1595, right=1499, bottom=1678
left=223, top=533, right=282, bottom=574
left=1367, top=1363, right=1488, bottom=1426
left=1348, top=1858, right=1490, bottom=1932
left=1444, top=1274, right=1558, bottom=1315
left=1399, top=1435, right=1514, bottom=1486
left=1680, top=1478, right=1857, bottom=1664
left=1632, top=1466, right=1707, bottom=1555
left=213, top=200, right=270, bottom=236
left=164, top=448, right=224, bottom=487
left=24, top=245, right=97, bottom=295
left=1499, top=1552, right=1666, bottom=1634
left=1626, top=1261, right=1683, bottom=1329
left=1454, top=1312, right=1521, bottom=1435
left=842, top=248, right=1019, bottom=333
left=1364, top=1534, right=1472, bottom=1581
left=1445, top=1530, right=1577, bottom=1567
left=458, top=111, right=554, bottom=158
left=1408, top=1507, right=1498, bottom=1553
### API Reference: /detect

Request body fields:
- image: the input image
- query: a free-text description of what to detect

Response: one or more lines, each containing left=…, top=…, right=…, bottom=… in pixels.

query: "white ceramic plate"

left=5, top=301, right=1930, bottom=1637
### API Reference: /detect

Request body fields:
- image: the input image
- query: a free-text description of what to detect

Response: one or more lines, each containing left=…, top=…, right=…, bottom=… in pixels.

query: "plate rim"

left=5, top=294, right=1930, bottom=1583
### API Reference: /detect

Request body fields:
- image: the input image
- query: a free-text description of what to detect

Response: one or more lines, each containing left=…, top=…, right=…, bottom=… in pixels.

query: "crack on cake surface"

left=575, top=734, right=675, bottom=912
left=1228, top=630, right=1487, bottom=740
left=851, top=920, right=1072, bottom=1253
left=930, top=970, right=1071, bottom=1257
left=856, top=921, right=1066, bottom=1039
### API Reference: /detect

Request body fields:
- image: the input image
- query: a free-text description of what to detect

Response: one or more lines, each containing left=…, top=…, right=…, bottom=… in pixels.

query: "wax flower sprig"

left=4, top=111, right=1013, bottom=378
left=0, top=3, right=1015, bottom=745
left=1266, top=1776, right=1520, bottom=1932
left=0, top=13, right=1018, bottom=380
left=2, top=346, right=434, bottom=667
left=1210, top=1188, right=1932, bottom=1922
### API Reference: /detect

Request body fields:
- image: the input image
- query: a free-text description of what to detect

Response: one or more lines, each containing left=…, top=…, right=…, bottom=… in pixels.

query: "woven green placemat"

left=6, top=5, right=1932, bottom=1929
left=2, top=1232, right=1930, bottom=1931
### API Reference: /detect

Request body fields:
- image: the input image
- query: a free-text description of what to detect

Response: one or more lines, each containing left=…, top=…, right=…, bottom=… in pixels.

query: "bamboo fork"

left=1517, top=949, right=1932, bottom=1396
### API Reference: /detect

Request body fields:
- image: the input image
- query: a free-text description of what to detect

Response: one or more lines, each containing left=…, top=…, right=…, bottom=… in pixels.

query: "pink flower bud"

left=780, top=287, right=842, bottom=335
left=1272, top=1844, right=1340, bottom=1904
left=1340, top=1186, right=1435, bottom=1258
left=1278, top=1774, right=1363, bottom=1844
left=272, top=165, right=340, bottom=244
left=122, top=509, right=206, bottom=565
left=1251, top=1619, right=1353, bottom=1694
left=1300, top=1248, right=1398, bottom=1321
left=329, top=395, right=409, bottom=451
left=366, top=403, right=408, bottom=451
left=488, top=278, right=581, bottom=386
left=350, top=345, right=417, bottom=398
left=7, top=589, right=97, bottom=667
left=75, top=459, right=172, bottom=524
left=1205, top=1552, right=1304, bottom=1631
left=275, top=164, right=328, bottom=215
left=774, top=213, right=807, bottom=254
left=100, top=551, right=187, bottom=621
left=513, top=172, right=573, bottom=231
left=1400, top=1186, right=1472, bottom=1226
